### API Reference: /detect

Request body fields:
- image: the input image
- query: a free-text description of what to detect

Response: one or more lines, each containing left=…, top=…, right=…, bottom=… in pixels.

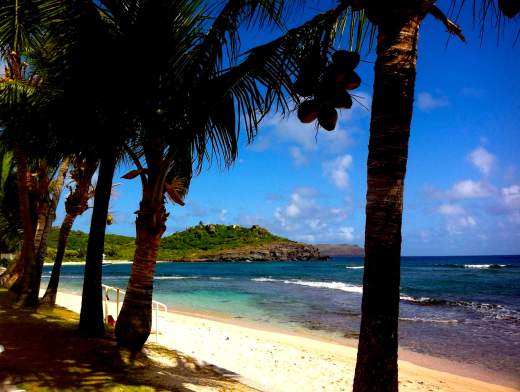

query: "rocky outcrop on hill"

left=179, top=242, right=325, bottom=262
left=315, top=244, right=364, bottom=257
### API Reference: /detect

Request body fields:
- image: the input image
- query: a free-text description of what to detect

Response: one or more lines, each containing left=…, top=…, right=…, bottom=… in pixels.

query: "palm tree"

left=349, top=3, right=518, bottom=391
left=112, top=0, right=364, bottom=351
left=0, top=0, right=89, bottom=308
left=41, top=155, right=97, bottom=306
left=0, top=50, right=54, bottom=306
left=30, top=157, right=69, bottom=299
left=251, top=2, right=514, bottom=390
left=4, top=0, right=141, bottom=332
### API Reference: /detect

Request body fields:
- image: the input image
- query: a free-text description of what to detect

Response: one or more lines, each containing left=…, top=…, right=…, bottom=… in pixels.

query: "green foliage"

left=0, top=145, right=21, bottom=252
left=45, top=224, right=291, bottom=262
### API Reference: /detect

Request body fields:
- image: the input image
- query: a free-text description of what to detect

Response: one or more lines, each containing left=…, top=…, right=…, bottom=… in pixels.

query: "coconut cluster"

left=296, top=50, right=361, bottom=131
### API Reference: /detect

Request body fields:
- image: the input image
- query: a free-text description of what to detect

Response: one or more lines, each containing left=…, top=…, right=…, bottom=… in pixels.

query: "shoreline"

left=43, top=259, right=133, bottom=265
left=48, top=289, right=519, bottom=392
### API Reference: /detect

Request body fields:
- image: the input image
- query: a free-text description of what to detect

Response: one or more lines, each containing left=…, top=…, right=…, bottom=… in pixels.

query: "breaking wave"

left=435, top=263, right=515, bottom=269
left=252, top=277, right=363, bottom=293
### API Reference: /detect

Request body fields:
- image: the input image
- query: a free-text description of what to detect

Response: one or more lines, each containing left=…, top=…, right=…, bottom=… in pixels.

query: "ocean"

left=42, top=255, right=520, bottom=379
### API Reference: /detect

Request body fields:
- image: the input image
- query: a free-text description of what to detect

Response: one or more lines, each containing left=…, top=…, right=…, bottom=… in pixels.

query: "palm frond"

left=188, top=0, right=285, bottom=82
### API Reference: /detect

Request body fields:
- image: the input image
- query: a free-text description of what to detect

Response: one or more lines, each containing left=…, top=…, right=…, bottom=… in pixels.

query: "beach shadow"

left=0, top=289, right=256, bottom=391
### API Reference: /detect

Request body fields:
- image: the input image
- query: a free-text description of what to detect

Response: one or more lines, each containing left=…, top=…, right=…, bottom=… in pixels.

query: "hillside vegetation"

left=46, top=224, right=294, bottom=262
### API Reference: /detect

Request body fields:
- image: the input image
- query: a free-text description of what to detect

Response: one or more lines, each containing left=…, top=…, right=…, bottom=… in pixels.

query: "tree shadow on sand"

left=0, top=289, right=256, bottom=391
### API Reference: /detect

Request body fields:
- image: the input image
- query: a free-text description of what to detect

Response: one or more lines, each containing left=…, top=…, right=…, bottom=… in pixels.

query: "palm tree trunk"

left=0, top=254, right=23, bottom=288
left=11, top=148, right=37, bottom=306
left=41, top=213, right=75, bottom=305
left=115, top=193, right=167, bottom=352
left=15, top=159, right=68, bottom=305
left=33, top=159, right=69, bottom=305
left=353, top=16, right=420, bottom=392
left=79, top=152, right=116, bottom=337
left=33, top=199, right=49, bottom=257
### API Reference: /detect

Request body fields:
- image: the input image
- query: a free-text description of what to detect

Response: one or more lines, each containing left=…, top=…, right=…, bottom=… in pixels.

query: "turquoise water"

left=43, top=255, right=520, bottom=379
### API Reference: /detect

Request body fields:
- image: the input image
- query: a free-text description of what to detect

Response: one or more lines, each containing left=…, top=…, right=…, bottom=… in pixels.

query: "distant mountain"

left=46, top=224, right=324, bottom=262
left=315, top=244, right=364, bottom=257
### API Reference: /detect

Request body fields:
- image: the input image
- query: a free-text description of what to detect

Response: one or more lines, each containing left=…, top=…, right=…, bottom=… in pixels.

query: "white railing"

left=102, top=284, right=168, bottom=343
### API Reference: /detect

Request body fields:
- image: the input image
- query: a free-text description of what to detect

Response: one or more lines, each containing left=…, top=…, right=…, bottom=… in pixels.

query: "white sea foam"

left=251, top=277, right=279, bottom=282
left=252, top=277, right=363, bottom=293
left=399, top=317, right=459, bottom=324
left=463, top=264, right=507, bottom=269
left=290, top=280, right=363, bottom=293
left=346, top=266, right=363, bottom=269
left=155, top=276, right=197, bottom=280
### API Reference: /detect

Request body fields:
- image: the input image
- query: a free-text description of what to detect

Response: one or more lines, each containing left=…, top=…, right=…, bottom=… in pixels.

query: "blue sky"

left=58, top=2, right=520, bottom=256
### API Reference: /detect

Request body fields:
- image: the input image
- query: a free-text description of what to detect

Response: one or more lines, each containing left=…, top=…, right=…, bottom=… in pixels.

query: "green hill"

left=46, top=223, right=295, bottom=262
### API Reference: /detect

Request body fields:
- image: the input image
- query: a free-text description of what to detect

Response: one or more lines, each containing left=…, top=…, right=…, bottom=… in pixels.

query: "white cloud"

left=501, top=185, right=520, bottom=223
left=338, top=226, right=354, bottom=241
left=289, top=146, right=307, bottom=166
left=437, top=203, right=465, bottom=216
left=250, top=113, right=354, bottom=153
left=449, top=180, right=495, bottom=199
left=468, top=147, right=496, bottom=175
left=322, top=155, right=353, bottom=189
left=501, top=185, right=520, bottom=208
left=218, top=209, right=228, bottom=222
left=268, top=187, right=355, bottom=244
left=416, top=91, right=449, bottom=112
left=286, top=203, right=301, bottom=218
left=436, top=203, right=477, bottom=235
left=445, top=215, right=477, bottom=235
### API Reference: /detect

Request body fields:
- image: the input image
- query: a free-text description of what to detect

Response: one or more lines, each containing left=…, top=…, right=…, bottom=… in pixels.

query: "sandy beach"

left=47, top=290, right=519, bottom=392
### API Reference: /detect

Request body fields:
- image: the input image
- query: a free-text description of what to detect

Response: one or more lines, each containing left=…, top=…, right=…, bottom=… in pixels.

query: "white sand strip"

left=49, top=290, right=519, bottom=392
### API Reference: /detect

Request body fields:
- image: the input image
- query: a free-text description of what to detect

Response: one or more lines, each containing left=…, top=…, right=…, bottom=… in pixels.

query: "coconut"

left=297, top=100, right=318, bottom=123
left=334, top=91, right=353, bottom=109
left=107, top=214, right=113, bottom=225
left=498, top=0, right=520, bottom=17
left=322, top=63, right=348, bottom=84
left=344, top=72, right=361, bottom=90
left=332, top=50, right=360, bottom=70
left=318, top=107, right=338, bottom=131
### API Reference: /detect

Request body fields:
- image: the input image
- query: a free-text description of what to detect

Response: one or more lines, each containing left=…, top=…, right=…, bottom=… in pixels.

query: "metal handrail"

left=102, top=284, right=168, bottom=343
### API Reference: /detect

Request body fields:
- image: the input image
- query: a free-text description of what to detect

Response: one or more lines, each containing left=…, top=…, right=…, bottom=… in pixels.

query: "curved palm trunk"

left=41, top=213, right=75, bottom=305
left=33, top=198, right=50, bottom=257
left=115, top=192, right=167, bottom=352
left=353, top=16, right=420, bottom=392
left=43, top=157, right=96, bottom=306
left=79, top=152, right=117, bottom=337
left=11, top=148, right=37, bottom=306
left=32, top=159, right=69, bottom=305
